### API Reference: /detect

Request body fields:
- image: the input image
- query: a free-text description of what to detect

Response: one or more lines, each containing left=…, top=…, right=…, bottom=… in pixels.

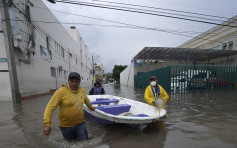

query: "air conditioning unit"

left=58, top=65, right=63, bottom=71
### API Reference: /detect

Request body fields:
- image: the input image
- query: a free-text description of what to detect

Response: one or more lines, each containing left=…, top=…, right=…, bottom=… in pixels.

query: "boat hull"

left=84, top=95, right=166, bottom=125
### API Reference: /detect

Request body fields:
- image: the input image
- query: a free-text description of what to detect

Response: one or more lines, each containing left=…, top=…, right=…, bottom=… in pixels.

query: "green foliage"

left=103, top=73, right=112, bottom=79
left=112, top=65, right=127, bottom=80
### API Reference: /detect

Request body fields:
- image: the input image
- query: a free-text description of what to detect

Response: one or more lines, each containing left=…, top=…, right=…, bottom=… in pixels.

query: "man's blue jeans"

left=59, top=121, right=88, bottom=141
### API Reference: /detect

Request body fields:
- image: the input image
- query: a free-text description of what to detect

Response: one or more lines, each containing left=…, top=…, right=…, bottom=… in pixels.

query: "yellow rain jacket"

left=43, top=84, right=94, bottom=127
left=144, top=84, right=169, bottom=106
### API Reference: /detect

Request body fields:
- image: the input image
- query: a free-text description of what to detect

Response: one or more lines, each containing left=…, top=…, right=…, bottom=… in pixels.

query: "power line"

left=14, top=2, right=235, bottom=35
left=8, top=17, right=237, bottom=45
left=11, top=1, right=237, bottom=53
left=91, top=0, right=231, bottom=20
left=150, top=0, right=236, bottom=15
left=55, top=0, right=237, bottom=28
left=10, top=19, right=205, bottom=34
left=8, top=17, right=237, bottom=52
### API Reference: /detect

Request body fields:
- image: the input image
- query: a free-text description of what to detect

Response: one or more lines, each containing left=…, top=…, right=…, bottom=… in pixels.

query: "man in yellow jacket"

left=43, top=72, right=95, bottom=141
left=144, top=76, right=169, bottom=109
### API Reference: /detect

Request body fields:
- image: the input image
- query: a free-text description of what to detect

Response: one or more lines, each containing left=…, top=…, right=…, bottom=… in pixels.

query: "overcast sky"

left=43, top=0, right=237, bottom=73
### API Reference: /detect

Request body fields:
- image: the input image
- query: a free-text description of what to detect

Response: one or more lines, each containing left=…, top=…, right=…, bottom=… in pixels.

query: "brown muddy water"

left=0, top=84, right=237, bottom=148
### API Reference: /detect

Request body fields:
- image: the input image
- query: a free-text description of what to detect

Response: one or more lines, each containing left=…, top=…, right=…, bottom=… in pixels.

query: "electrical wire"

left=14, top=2, right=236, bottom=36
left=91, top=0, right=231, bottom=20
left=55, top=0, right=237, bottom=28
left=10, top=1, right=237, bottom=58
left=9, top=17, right=237, bottom=48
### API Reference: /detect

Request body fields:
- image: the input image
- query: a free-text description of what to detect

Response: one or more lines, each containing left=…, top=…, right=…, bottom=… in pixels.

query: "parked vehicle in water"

left=108, top=79, right=115, bottom=84
left=188, top=75, right=207, bottom=89
left=171, top=77, right=188, bottom=92
left=176, top=73, right=188, bottom=79
left=206, top=77, right=235, bottom=88
left=187, top=70, right=214, bottom=90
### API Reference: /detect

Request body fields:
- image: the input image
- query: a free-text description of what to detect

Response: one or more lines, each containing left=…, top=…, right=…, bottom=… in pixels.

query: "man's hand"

left=43, top=126, right=51, bottom=135
left=91, top=106, right=96, bottom=111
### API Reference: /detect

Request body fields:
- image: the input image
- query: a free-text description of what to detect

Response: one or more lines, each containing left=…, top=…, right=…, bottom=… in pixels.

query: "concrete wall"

left=0, top=0, right=93, bottom=98
left=120, top=63, right=134, bottom=87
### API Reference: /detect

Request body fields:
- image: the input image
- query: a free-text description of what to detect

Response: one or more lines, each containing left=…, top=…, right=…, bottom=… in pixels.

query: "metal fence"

left=134, top=64, right=237, bottom=94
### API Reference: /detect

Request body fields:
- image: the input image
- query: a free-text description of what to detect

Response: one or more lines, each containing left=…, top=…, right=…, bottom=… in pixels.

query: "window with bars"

left=51, top=67, right=56, bottom=77
left=228, top=41, right=233, bottom=50
left=222, top=43, right=227, bottom=50
left=211, top=45, right=221, bottom=50
left=61, top=47, right=65, bottom=58
left=46, top=36, right=50, bottom=50
left=40, top=45, right=52, bottom=61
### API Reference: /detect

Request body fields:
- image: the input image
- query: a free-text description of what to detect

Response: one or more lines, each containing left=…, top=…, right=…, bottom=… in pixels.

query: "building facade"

left=178, top=15, right=237, bottom=65
left=0, top=0, right=92, bottom=101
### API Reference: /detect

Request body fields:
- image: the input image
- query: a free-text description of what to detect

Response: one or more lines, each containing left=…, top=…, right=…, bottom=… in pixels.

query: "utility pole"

left=92, top=55, right=94, bottom=86
left=1, top=0, right=21, bottom=104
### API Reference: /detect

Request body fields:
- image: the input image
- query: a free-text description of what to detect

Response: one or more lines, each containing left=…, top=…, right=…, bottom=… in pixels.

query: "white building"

left=0, top=0, right=92, bottom=101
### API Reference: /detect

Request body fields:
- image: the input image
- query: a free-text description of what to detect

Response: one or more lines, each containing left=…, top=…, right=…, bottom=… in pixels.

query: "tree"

left=112, top=65, right=127, bottom=80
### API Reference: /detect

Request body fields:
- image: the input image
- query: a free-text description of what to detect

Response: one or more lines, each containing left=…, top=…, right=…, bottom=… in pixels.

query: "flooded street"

left=1, top=84, right=237, bottom=148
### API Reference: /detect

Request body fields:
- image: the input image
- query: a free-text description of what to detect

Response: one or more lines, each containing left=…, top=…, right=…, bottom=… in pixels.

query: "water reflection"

left=0, top=85, right=237, bottom=148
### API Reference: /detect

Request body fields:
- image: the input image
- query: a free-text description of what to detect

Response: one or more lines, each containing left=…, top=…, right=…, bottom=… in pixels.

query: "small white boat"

left=84, top=95, right=166, bottom=125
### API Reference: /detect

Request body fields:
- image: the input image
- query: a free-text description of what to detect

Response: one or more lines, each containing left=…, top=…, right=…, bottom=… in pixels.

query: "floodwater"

left=1, top=84, right=237, bottom=148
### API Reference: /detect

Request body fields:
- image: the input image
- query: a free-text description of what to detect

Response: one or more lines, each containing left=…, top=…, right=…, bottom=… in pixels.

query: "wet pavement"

left=0, top=84, right=237, bottom=148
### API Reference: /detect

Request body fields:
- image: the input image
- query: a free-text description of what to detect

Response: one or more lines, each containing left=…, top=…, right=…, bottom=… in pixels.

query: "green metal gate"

left=134, top=66, right=171, bottom=93
left=134, top=64, right=237, bottom=94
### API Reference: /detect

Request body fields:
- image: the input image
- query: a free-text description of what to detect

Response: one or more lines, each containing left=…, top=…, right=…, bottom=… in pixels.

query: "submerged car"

left=187, top=70, right=215, bottom=90
left=171, top=78, right=188, bottom=92
left=187, top=75, right=207, bottom=89
left=206, top=77, right=235, bottom=88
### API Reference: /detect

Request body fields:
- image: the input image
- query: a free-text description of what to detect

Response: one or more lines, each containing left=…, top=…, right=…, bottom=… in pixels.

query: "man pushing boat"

left=43, top=72, right=95, bottom=141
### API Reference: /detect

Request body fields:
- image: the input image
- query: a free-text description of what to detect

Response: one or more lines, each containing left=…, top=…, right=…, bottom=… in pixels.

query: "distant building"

left=94, top=64, right=103, bottom=82
left=0, top=0, right=92, bottom=101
